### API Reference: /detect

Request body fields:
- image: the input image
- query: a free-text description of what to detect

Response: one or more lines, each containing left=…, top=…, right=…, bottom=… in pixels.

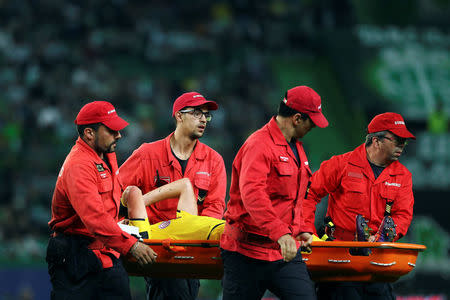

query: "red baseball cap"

left=74, top=101, right=129, bottom=131
left=172, top=92, right=218, bottom=117
left=283, top=86, right=328, bottom=128
left=368, top=112, right=415, bottom=139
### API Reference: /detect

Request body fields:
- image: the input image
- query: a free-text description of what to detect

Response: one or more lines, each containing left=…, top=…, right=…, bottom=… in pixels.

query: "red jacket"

left=119, top=133, right=226, bottom=223
left=302, top=144, right=414, bottom=241
left=221, top=117, right=312, bottom=261
left=49, top=138, right=137, bottom=268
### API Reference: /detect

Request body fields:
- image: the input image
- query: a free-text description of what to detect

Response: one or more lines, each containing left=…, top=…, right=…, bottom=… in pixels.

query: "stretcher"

left=123, top=239, right=426, bottom=282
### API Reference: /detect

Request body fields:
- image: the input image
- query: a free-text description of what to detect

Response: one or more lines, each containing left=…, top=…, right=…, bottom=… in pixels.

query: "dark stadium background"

left=0, top=1, right=449, bottom=299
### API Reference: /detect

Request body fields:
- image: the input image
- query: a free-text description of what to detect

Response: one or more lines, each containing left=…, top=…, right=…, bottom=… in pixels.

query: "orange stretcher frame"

left=123, top=239, right=426, bottom=282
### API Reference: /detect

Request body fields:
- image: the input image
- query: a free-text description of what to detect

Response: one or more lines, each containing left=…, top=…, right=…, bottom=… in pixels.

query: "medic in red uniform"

left=120, top=92, right=226, bottom=300
left=303, top=112, right=415, bottom=241
left=47, top=101, right=156, bottom=299
left=302, top=112, right=416, bottom=300
left=120, top=93, right=226, bottom=224
left=221, top=86, right=328, bottom=300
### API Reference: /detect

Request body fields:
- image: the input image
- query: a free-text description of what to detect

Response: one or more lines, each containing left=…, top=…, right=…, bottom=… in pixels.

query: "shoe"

left=355, top=215, right=372, bottom=241
left=324, top=216, right=336, bottom=241
left=139, top=231, right=149, bottom=239
left=351, top=215, right=372, bottom=256
left=375, top=216, right=397, bottom=242
left=318, top=216, right=336, bottom=241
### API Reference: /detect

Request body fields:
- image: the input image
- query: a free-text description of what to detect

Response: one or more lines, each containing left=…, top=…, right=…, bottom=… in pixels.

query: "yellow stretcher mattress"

left=123, top=239, right=426, bottom=282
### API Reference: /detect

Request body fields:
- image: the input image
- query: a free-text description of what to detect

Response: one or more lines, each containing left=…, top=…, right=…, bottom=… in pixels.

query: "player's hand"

left=296, top=232, right=313, bottom=252
left=277, top=234, right=297, bottom=262
left=129, top=242, right=158, bottom=266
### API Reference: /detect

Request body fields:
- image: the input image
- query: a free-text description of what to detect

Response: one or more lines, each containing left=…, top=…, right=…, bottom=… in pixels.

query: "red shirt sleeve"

left=391, top=172, right=414, bottom=240
left=120, top=147, right=145, bottom=190
left=199, top=153, right=226, bottom=219
left=65, top=162, right=135, bottom=255
left=302, top=156, right=342, bottom=233
left=239, top=140, right=291, bottom=242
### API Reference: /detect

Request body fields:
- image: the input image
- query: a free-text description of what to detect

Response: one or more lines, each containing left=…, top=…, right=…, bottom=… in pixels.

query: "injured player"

left=121, top=178, right=225, bottom=241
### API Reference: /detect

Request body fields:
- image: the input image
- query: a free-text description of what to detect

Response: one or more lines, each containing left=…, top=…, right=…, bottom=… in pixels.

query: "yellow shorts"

left=149, top=211, right=225, bottom=240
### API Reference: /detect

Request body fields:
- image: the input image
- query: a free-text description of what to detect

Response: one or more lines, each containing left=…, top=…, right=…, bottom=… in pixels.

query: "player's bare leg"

left=122, top=186, right=151, bottom=238
left=141, top=178, right=197, bottom=215
left=173, top=178, right=197, bottom=215
left=121, top=179, right=198, bottom=238
left=122, top=179, right=198, bottom=216
left=122, top=185, right=146, bottom=219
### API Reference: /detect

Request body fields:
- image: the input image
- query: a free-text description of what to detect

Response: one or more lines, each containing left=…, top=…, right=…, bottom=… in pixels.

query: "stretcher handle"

left=162, top=239, right=186, bottom=253
left=310, top=241, right=426, bottom=251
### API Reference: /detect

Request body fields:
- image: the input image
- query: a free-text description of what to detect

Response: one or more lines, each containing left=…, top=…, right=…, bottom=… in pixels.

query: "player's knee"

left=181, top=178, right=194, bottom=193
left=124, top=186, right=142, bottom=205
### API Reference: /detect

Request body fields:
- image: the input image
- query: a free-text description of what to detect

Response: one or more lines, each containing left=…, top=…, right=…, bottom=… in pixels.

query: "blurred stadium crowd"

left=0, top=1, right=449, bottom=299
left=0, top=0, right=340, bottom=263
left=0, top=0, right=448, bottom=274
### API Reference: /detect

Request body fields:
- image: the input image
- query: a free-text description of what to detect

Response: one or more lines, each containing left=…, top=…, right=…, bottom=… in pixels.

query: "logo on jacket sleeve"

left=385, top=182, right=401, bottom=187
left=279, top=156, right=289, bottom=162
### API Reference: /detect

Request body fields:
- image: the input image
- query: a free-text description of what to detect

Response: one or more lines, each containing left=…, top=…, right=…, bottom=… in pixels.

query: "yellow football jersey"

left=149, top=211, right=225, bottom=240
